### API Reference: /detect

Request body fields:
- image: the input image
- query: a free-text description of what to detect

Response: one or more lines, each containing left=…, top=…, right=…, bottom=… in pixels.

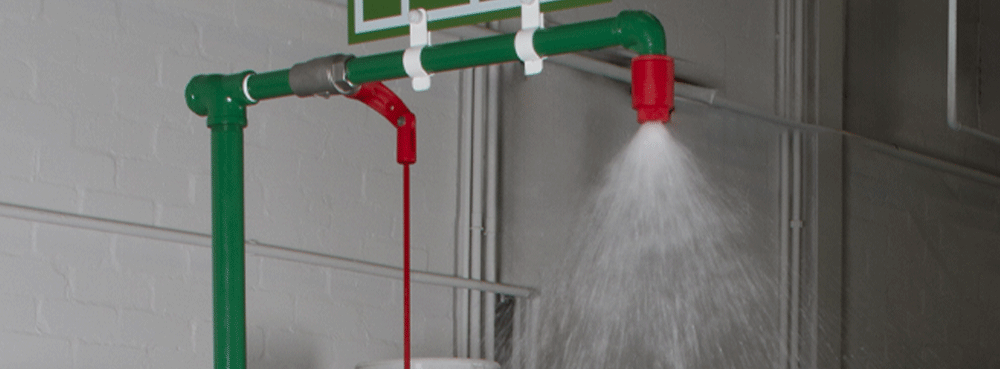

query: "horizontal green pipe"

left=246, top=69, right=293, bottom=100
left=347, top=10, right=665, bottom=84
left=187, top=10, right=665, bottom=110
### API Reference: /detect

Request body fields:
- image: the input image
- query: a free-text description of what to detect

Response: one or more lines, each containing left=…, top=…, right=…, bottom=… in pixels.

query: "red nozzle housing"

left=345, top=82, right=417, bottom=165
left=631, top=55, right=675, bottom=124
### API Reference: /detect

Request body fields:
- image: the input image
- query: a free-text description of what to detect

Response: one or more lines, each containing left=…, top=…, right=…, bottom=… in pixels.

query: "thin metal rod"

left=946, top=0, right=1000, bottom=144
left=778, top=131, right=791, bottom=369
left=403, top=164, right=412, bottom=369
left=0, top=200, right=534, bottom=297
left=483, top=63, right=500, bottom=361
left=443, top=22, right=1000, bottom=188
left=692, top=98, right=1000, bottom=188
left=789, top=132, right=803, bottom=368
left=469, top=66, right=486, bottom=358
left=455, top=68, right=475, bottom=357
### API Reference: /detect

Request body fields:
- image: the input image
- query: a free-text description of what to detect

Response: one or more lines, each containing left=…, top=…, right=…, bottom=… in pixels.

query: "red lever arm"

left=345, top=82, right=417, bottom=165
left=344, top=82, right=417, bottom=369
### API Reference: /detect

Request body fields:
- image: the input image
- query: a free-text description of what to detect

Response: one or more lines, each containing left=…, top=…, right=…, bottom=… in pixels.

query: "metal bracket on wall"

left=947, top=0, right=1000, bottom=144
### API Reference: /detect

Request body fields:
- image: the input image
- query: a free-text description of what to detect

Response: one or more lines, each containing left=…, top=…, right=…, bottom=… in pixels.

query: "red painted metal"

left=345, top=82, right=416, bottom=369
left=345, top=82, right=417, bottom=164
left=631, top=55, right=675, bottom=123
left=402, top=164, right=412, bottom=369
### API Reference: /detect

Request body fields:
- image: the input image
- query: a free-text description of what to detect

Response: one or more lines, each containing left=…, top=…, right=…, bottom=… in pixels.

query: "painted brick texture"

left=0, top=0, right=460, bottom=367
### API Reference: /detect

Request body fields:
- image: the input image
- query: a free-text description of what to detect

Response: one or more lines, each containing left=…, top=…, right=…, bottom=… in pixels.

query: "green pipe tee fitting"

left=186, top=70, right=257, bottom=369
left=186, top=70, right=257, bottom=128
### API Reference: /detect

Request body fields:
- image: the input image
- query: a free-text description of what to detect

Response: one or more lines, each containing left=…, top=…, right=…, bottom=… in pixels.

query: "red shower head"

left=631, top=55, right=675, bottom=124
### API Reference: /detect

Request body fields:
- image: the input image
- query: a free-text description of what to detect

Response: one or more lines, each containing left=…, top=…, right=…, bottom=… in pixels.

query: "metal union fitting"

left=288, top=54, right=358, bottom=97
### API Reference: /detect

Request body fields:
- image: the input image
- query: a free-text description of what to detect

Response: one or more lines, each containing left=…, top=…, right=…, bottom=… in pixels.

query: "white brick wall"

left=0, top=0, right=460, bottom=367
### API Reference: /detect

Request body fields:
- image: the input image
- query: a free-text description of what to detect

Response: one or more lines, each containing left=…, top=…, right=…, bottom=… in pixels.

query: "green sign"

left=349, top=0, right=610, bottom=44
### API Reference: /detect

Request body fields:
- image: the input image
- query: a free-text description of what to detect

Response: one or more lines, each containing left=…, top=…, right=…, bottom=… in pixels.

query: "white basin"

left=356, top=358, right=500, bottom=369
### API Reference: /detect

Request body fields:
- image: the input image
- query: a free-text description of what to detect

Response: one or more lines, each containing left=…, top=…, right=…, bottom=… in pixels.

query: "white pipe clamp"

left=514, top=29, right=542, bottom=75
left=516, top=0, right=545, bottom=76
left=404, top=8, right=432, bottom=91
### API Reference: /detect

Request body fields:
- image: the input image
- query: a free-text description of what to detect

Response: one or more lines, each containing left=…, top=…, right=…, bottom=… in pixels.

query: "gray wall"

left=547, top=0, right=779, bottom=114
left=498, top=0, right=1000, bottom=367
left=497, top=0, right=781, bottom=289
left=497, top=0, right=785, bottom=366
left=843, top=143, right=1000, bottom=368
left=0, top=1, right=460, bottom=366
left=497, top=62, right=785, bottom=367
left=843, top=0, right=1000, bottom=367
left=497, top=63, right=783, bottom=289
left=845, top=0, right=1000, bottom=173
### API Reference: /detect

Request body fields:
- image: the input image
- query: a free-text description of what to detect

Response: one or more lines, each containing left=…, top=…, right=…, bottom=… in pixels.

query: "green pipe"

left=186, top=10, right=666, bottom=107
left=183, top=10, right=665, bottom=369
left=186, top=72, right=252, bottom=369
left=211, top=125, right=247, bottom=369
left=347, top=10, right=665, bottom=84
left=246, top=69, right=293, bottom=100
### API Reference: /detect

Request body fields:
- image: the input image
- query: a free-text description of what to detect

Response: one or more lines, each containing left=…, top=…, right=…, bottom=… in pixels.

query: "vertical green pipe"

left=212, top=124, right=247, bottom=369
left=186, top=72, right=254, bottom=369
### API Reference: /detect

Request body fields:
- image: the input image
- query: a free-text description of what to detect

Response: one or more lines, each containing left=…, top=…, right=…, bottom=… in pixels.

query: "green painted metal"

left=346, top=10, right=666, bottom=84
left=535, top=11, right=666, bottom=56
left=186, top=72, right=252, bottom=369
left=184, top=10, right=665, bottom=369
left=364, top=0, right=402, bottom=21
left=246, top=69, right=293, bottom=100
left=348, top=0, right=611, bottom=44
left=211, top=125, right=247, bottom=369
left=191, top=11, right=665, bottom=102
left=186, top=71, right=257, bottom=126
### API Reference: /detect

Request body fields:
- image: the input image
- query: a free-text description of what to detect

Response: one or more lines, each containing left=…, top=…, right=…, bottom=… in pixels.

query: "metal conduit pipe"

left=699, top=97, right=1000, bottom=188
left=0, top=200, right=534, bottom=297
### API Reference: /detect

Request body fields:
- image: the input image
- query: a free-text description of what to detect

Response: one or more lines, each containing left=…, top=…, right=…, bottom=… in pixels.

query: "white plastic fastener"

left=520, top=0, right=543, bottom=29
left=403, top=9, right=432, bottom=91
left=515, top=0, right=545, bottom=75
left=242, top=73, right=257, bottom=103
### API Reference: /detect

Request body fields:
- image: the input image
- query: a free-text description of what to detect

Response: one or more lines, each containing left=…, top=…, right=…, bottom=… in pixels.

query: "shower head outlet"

left=631, top=55, right=674, bottom=123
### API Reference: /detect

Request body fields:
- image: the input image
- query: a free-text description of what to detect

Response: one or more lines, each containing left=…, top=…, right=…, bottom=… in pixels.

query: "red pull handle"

left=345, top=82, right=417, bottom=369
left=345, top=82, right=417, bottom=165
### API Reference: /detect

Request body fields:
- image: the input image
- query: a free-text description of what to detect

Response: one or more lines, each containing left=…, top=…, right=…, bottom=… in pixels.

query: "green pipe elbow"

left=185, top=71, right=257, bottom=128
left=615, top=10, right=667, bottom=55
